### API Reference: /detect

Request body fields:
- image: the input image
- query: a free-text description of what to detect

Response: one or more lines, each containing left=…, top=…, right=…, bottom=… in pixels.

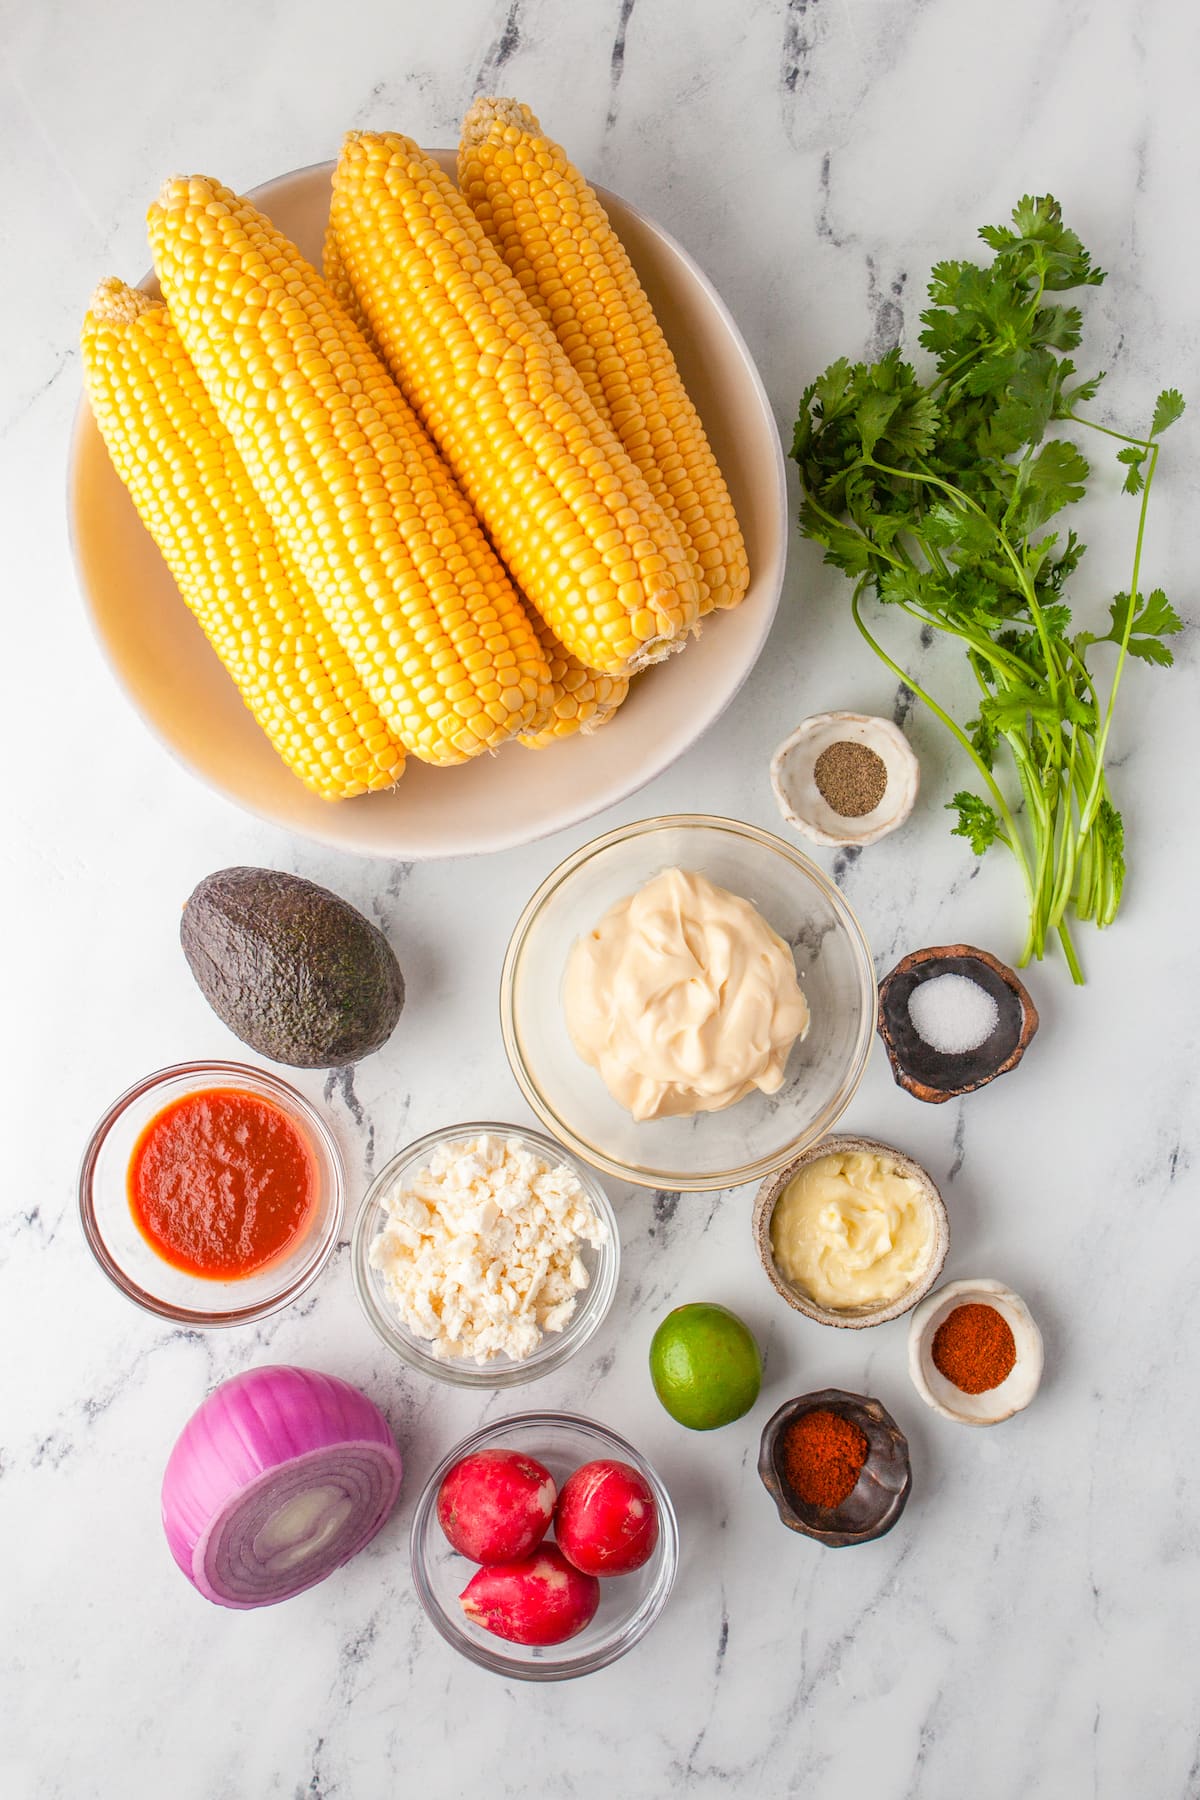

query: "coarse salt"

left=907, top=973, right=999, bottom=1055
left=367, top=1133, right=607, bottom=1363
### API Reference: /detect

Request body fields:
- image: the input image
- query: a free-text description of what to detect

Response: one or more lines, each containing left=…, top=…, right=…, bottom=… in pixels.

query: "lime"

left=649, top=1302, right=762, bottom=1430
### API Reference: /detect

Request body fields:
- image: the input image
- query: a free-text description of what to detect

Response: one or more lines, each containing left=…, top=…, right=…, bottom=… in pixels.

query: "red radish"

left=436, top=1448, right=556, bottom=1564
left=459, top=1546, right=600, bottom=1646
left=554, top=1458, right=659, bottom=1576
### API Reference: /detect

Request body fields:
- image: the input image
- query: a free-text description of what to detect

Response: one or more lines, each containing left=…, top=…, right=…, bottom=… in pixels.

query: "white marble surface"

left=3, top=1, right=1199, bottom=1795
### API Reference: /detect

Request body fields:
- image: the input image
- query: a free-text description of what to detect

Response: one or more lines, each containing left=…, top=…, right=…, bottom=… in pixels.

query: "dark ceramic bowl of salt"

left=758, top=1389, right=912, bottom=1548
left=877, top=944, right=1038, bottom=1104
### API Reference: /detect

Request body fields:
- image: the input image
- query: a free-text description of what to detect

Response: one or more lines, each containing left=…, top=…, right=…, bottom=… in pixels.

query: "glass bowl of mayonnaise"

left=500, top=816, right=876, bottom=1191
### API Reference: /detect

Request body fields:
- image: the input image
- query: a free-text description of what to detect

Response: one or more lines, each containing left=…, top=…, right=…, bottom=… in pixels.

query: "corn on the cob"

left=518, top=612, right=630, bottom=747
left=459, top=98, right=749, bottom=613
left=81, top=279, right=405, bottom=800
left=328, top=132, right=701, bottom=677
left=325, top=218, right=630, bottom=747
left=147, top=175, right=551, bottom=766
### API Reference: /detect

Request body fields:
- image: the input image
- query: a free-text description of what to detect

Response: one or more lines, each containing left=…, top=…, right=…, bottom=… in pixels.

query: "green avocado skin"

left=181, top=867, right=405, bottom=1069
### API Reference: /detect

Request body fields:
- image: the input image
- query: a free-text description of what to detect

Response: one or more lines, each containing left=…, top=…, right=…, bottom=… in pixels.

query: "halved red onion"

left=162, top=1365, right=402, bottom=1608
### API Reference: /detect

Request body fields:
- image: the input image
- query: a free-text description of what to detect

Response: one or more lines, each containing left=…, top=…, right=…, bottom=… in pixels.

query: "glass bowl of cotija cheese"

left=351, top=1124, right=620, bottom=1388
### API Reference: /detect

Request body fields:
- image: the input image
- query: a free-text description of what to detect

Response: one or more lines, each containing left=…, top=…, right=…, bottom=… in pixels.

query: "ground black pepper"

left=813, top=741, right=888, bottom=816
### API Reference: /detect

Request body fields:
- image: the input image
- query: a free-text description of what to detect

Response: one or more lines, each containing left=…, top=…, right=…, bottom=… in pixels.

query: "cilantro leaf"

left=1060, top=370, right=1105, bottom=410
left=1096, top=799, right=1126, bottom=897
left=796, top=503, right=879, bottom=579
left=1105, top=589, right=1182, bottom=665
left=1151, top=389, right=1185, bottom=437
left=1116, top=445, right=1146, bottom=494
left=948, top=792, right=1002, bottom=854
left=968, top=712, right=999, bottom=770
left=1008, top=439, right=1090, bottom=534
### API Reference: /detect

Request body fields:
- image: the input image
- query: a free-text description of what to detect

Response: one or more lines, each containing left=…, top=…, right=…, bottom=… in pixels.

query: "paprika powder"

left=779, top=1407, right=868, bottom=1509
left=931, top=1302, right=1016, bottom=1394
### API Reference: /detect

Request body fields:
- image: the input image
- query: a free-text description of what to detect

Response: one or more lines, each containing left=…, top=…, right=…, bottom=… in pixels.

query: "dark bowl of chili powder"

left=758, top=1389, right=911, bottom=1547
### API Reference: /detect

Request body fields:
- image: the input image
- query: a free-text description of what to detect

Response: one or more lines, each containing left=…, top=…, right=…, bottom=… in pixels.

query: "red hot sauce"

left=128, top=1088, right=317, bottom=1279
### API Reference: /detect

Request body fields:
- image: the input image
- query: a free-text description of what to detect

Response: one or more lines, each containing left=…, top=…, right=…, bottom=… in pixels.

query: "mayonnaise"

left=563, top=867, right=810, bottom=1122
left=769, top=1149, right=933, bottom=1310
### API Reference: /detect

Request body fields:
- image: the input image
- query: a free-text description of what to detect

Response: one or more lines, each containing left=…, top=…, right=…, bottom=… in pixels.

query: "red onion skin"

left=161, top=1366, right=402, bottom=1607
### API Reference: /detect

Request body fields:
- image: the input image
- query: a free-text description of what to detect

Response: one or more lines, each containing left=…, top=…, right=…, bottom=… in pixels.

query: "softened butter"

left=770, top=1149, right=932, bottom=1310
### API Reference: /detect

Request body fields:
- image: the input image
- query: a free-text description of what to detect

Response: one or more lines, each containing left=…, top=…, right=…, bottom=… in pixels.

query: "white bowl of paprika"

left=907, top=1277, right=1044, bottom=1426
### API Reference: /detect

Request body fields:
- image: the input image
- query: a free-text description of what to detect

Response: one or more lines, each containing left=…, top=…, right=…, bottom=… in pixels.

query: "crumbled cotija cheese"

left=368, top=1134, right=607, bottom=1363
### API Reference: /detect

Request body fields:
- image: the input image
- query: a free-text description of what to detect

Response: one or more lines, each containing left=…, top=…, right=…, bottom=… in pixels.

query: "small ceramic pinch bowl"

left=752, top=1134, right=949, bottom=1329
left=770, top=712, right=919, bottom=847
left=758, top=1390, right=911, bottom=1547
left=877, top=944, right=1038, bottom=1103
left=908, top=1277, right=1044, bottom=1426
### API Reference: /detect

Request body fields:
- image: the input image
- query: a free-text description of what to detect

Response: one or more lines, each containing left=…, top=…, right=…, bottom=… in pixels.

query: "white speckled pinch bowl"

left=908, top=1278, right=1044, bottom=1425
left=770, top=712, right=920, bottom=847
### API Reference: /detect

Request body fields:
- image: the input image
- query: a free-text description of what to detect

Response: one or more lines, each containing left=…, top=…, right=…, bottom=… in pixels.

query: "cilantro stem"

left=848, top=585, right=1036, bottom=909
left=1067, top=413, right=1153, bottom=450
left=1077, top=438, right=1158, bottom=835
left=1057, top=919, right=1085, bottom=984
left=866, top=455, right=1066, bottom=710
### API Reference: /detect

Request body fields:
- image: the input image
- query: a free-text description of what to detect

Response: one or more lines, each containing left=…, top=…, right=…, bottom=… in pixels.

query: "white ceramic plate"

left=68, top=155, right=787, bottom=860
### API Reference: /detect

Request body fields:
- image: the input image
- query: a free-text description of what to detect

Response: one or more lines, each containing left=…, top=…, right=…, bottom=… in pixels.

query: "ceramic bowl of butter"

left=500, top=816, right=876, bottom=1191
left=752, top=1133, right=949, bottom=1328
left=350, top=1122, right=620, bottom=1388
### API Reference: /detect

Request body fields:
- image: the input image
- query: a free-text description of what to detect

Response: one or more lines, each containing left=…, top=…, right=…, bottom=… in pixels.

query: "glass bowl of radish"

left=410, top=1412, right=679, bottom=1679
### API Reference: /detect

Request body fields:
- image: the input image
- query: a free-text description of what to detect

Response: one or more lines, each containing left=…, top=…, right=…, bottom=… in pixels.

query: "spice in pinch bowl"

left=758, top=1389, right=911, bottom=1547
left=908, top=1278, right=1043, bottom=1426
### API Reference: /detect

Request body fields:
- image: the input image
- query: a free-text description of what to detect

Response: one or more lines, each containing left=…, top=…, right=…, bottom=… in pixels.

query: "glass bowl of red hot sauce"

left=78, top=1061, right=344, bottom=1325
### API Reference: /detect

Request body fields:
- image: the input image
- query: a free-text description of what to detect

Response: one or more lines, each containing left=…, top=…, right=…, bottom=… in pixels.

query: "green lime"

left=649, top=1302, right=762, bottom=1430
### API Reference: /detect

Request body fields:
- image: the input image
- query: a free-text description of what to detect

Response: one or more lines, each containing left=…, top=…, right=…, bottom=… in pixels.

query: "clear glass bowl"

left=410, top=1411, right=679, bottom=1679
left=500, top=816, right=877, bottom=1190
left=350, top=1123, right=620, bottom=1388
left=78, top=1060, right=344, bottom=1325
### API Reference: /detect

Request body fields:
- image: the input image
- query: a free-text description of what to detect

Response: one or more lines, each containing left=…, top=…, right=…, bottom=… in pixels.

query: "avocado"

left=181, top=867, right=405, bottom=1068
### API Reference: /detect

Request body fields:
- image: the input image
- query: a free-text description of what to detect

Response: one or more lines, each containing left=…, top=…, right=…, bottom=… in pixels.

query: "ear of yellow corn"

left=327, top=131, right=701, bottom=678
left=80, top=278, right=406, bottom=801
left=518, top=612, right=630, bottom=747
left=459, top=98, right=749, bottom=614
left=146, top=175, right=551, bottom=766
left=324, top=214, right=630, bottom=748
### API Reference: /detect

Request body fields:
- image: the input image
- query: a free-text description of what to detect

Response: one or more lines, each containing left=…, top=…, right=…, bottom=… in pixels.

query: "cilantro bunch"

left=792, top=196, right=1183, bottom=982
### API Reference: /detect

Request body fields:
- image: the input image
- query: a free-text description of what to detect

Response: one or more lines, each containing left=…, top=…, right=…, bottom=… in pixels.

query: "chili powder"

left=780, top=1407, right=869, bottom=1509
left=931, top=1302, right=1016, bottom=1394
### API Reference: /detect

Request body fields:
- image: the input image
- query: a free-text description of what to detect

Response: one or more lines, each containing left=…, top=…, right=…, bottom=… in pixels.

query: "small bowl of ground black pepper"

left=907, top=1278, right=1044, bottom=1425
left=770, top=711, right=920, bottom=848
left=758, top=1388, right=912, bottom=1547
